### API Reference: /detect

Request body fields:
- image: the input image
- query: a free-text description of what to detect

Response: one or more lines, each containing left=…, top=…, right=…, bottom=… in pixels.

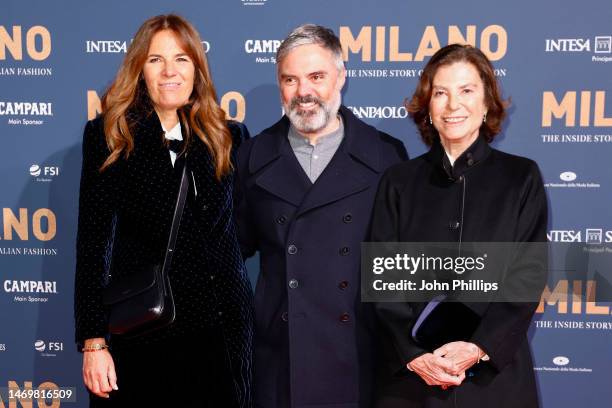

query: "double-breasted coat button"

left=339, top=313, right=350, bottom=322
left=467, top=158, right=475, bottom=166
left=343, top=213, right=353, bottom=223
left=338, top=281, right=349, bottom=290
left=339, top=246, right=350, bottom=256
left=456, top=175, right=464, bottom=183
left=288, top=279, right=299, bottom=289
left=202, top=204, right=208, bottom=211
left=276, top=215, right=287, bottom=225
left=281, top=312, right=288, bottom=322
left=288, top=244, right=298, bottom=255
left=449, top=221, right=460, bottom=230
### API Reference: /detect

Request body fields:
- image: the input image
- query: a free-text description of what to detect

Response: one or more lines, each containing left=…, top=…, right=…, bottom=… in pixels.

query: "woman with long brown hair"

left=74, top=14, right=253, bottom=407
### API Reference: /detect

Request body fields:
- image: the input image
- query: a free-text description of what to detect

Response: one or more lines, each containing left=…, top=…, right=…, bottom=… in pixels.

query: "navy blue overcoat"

left=234, top=106, right=408, bottom=408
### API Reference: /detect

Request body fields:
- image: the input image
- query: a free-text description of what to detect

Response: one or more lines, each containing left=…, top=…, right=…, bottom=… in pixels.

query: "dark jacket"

left=234, top=106, right=409, bottom=408
left=369, top=135, right=547, bottom=408
left=74, top=106, right=254, bottom=406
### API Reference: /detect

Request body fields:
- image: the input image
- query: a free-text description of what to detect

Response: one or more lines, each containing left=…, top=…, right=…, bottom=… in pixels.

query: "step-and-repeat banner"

left=1, top=1, right=611, bottom=406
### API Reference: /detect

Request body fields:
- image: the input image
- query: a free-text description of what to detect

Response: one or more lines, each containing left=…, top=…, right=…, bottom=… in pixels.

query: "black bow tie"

left=166, top=138, right=185, bottom=154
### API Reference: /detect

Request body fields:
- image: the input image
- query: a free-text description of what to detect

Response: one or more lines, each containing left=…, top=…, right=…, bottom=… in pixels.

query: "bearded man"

left=234, top=24, right=408, bottom=408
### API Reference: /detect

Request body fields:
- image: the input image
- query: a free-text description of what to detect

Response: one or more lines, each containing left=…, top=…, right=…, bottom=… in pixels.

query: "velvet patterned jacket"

left=74, top=105, right=254, bottom=405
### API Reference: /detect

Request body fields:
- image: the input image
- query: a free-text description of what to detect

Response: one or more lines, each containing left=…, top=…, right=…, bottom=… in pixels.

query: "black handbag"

left=103, top=164, right=189, bottom=337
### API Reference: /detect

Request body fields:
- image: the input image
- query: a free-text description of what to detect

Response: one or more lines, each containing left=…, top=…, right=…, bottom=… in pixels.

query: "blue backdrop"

left=1, top=0, right=611, bottom=406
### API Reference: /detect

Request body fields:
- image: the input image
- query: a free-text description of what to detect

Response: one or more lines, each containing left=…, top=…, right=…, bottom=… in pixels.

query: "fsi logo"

left=29, top=164, right=59, bottom=182
left=0, top=343, right=6, bottom=351
left=34, top=340, right=63, bottom=357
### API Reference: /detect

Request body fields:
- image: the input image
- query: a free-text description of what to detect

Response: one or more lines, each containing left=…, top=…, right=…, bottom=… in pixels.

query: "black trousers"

left=89, top=337, right=239, bottom=407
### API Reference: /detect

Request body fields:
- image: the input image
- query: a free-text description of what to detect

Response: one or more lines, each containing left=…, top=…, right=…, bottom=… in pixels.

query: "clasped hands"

left=407, top=341, right=484, bottom=390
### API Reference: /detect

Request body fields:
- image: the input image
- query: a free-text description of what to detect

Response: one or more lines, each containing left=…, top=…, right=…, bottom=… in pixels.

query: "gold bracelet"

left=82, top=343, right=109, bottom=352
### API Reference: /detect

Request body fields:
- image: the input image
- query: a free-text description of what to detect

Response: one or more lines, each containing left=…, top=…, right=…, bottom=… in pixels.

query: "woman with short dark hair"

left=371, top=44, right=546, bottom=407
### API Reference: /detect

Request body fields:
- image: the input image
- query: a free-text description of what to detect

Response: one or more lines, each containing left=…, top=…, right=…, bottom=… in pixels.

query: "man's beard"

left=284, top=92, right=341, bottom=134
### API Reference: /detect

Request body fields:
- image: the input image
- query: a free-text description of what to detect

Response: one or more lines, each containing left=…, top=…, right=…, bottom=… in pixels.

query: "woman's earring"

left=483, top=112, right=487, bottom=123
left=429, top=114, right=433, bottom=125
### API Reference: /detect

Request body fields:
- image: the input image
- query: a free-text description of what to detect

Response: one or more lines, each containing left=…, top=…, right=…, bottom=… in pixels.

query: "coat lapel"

left=294, top=149, right=372, bottom=217
left=295, top=106, right=383, bottom=217
left=127, top=104, right=176, bottom=177
left=249, top=106, right=384, bottom=214
left=249, top=117, right=312, bottom=207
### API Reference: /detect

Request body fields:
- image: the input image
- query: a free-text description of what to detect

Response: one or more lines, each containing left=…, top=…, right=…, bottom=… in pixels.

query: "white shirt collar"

left=445, top=150, right=456, bottom=167
left=162, top=122, right=182, bottom=141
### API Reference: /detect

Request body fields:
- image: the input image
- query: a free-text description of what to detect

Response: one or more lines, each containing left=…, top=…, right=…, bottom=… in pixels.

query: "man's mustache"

left=290, top=95, right=323, bottom=110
